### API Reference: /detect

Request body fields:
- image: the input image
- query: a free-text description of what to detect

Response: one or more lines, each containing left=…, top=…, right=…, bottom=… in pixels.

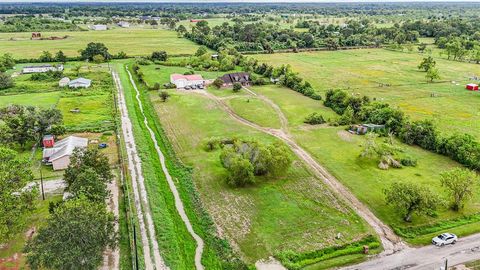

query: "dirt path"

left=201, top=88, right=405, bottom=254
left=101, top=177, right=121, bottom=270
left=125, top=67, right=205, bottom=270
left=113, top=70, right=169, bottom=270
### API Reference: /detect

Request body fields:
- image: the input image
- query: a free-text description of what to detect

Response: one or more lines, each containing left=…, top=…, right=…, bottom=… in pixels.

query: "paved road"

left=342, top=233, right=480, bottom=270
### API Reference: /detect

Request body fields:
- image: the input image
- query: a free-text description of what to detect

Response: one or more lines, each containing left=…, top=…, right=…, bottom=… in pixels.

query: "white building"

left=68, top=78, right=92, bottom=88
left=43, top=136, right=88, bottom=171
left=58, top=77, right=70, bottom=87
left=170, top=74, right=205, bottom=89
left=90, top=24, right=107, bottom=31
left=117, top=21, right=130, bottom=28
left=22, top=64, right=64, bottom=74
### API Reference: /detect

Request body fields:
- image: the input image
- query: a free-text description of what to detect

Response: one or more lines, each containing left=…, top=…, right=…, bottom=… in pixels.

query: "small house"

left=90, top=24, right=107, bottom=31
left=117, top=21, right=130, bottom=28
left=170, top=74, right=205, bottom=89
left=349, top=124, right=385, bottom=135
left=42, top=136, right=88, bottom=171
left=68, top=78, right=92, bottom=88
left=22, top=64, right=63, bottom=74
left=219, top=72, right=251, bottom=87
left=58, top=77, right=70, bottom=87
left=466, top=83, right=479, bottom=91
left=42, top=135, right=55, bottom=148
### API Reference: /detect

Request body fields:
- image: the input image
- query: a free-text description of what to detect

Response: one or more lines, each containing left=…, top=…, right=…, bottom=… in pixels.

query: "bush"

left=213, top=78, right=224, bottom=88
left=0, top=72, right=14, bottom=89
left=304, top=112, right=325, bottom=125
left=233, top=82, right=242, bottom=92
left=30, top=70, right=63, bottom=81
left=400, top=156, right=418, bottom=167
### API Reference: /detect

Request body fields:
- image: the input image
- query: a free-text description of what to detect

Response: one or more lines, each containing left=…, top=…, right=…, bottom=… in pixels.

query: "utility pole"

left=444, top=258, right=448, bottom=270
left=39, top=165, right=45, bottom=200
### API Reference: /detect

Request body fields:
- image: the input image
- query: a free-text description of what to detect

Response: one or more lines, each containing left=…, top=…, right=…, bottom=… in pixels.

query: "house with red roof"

left=170, top=74, right=205, bottom=89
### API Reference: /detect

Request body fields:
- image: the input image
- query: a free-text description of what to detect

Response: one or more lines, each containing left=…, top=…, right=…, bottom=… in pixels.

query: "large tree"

left=24, top=197, right=116, bottom=270
left=0, top=72, right=14, bottom=90
left=440, top=168, right=478, bottom=211
left=69, top=168, right=109, bottom=203
left=384, top=182, right=440, bottom=222
left=80, top=42, right=111, bottom=61
left=0, top=147, right=37, bottom=240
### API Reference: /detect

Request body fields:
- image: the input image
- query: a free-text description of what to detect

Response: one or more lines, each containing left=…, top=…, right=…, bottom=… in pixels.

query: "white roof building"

left=90, top=24, right=107, bottom=31
left=43, top=136, right=88, bottom=171
left=170, top=74, right=205, bottom=89
left=68, top=78, right=92, bottom=88
left=59, top=77, right=70, bottom=87
left=118, top=21, right=130, bottom=28
left=22, top=64, right=63, bottom=74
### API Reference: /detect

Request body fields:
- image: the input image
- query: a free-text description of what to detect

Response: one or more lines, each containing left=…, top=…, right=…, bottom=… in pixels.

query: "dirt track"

left=125, top=68, right=205, bottom=270
left=201, top=88, right=405, bottom=254
left=113, top=70, right=169, bottom=270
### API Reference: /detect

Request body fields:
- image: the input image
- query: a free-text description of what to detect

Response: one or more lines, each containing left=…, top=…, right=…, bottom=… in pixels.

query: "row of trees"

left=0, top=105, right=65, bottom=149
left=385, top=167, right=478, bottom=222
left=25, top=148, right=116, bottom=269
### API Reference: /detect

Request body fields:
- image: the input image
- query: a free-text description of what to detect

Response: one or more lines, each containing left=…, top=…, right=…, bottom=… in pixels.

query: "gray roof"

left=24, top=64, right=53, bottom=68
left=69, top=78, right=91, bottom=85
left=43, top=136, right=88, bottom=161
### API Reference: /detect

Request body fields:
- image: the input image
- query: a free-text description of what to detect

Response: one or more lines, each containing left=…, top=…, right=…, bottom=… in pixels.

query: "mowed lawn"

left=249, top=84, right=480, bottom=244
left=149, top=89, right=371, bottom=263
left=0, top=28, right=200, bottom=59
left=0, top=91, right=60, bottom=108
left=254, top=49, right=480, bottom=137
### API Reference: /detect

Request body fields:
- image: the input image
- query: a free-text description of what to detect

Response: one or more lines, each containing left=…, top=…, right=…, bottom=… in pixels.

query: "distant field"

left=0, top=28, right=200, bottom=59
left=254, top=49, right=480, bottom=137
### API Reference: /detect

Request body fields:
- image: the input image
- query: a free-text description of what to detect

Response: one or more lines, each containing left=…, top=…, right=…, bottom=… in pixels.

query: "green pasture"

left=0, top=28, right=200, bottom=59
left=253, top=49, right=480, bottom=137
left=248, top=84, right=480, bottom=244
left=227, top=96, right=282, bottom=129
left=148, top=86, right=370, bottom=263
left=0, top=91, right=60, bottom=108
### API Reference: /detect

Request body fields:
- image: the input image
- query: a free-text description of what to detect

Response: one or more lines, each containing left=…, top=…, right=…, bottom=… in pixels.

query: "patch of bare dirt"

left=337, top=130, right=355, bottom=142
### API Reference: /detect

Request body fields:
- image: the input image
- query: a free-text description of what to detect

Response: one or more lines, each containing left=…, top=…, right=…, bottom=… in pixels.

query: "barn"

left=170, top=74, right=205, bottom=89
left=466, top=83, right=479, bottom=91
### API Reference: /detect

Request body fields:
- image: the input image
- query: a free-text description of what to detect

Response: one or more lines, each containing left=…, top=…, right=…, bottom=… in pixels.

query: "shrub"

left=304, top=112, right=326, bottom=125
left=400, top=156, right=418, bottom=167
left=213, top=78, right=224, bottom=88
left=233, top=82, right=242, bottom=92
left=0, top=72, right=14, bottom=89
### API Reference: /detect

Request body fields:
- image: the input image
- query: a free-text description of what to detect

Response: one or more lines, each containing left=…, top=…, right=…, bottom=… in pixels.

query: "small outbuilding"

left=59, top=77, right=70, bottom=87
left=22, top=64, right=63, bottom=74
left=466, top=83, right=479, bottom=91
left=68, top=78, right=92, bottom=88
left=349, top=124, right=385, bottom=135
left=90, top=24, right=107, bottom=31
left=42, top=135, right=55, bottom=148
left=117, top=21, right=130, bottom=28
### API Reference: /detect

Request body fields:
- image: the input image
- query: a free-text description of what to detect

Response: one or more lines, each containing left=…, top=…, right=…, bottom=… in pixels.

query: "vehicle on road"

left=432, top=233, right=457, bottom=246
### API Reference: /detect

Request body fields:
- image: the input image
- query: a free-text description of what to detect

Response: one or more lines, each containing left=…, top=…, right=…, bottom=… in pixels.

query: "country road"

left=342, top=233, right=480, bottom=270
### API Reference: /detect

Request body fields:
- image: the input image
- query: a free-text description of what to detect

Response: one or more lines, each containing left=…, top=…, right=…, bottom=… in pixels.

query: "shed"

left=42, top=136, right=88, bottom=171
left=68, top=78, right=92, bottom=88
left=466, top=83, right=479, bottom=91
left=350, top=124, right=385, bottom=135
left=59, top=77, right=70, bottom=87
left=42, top=135, right=55, bottom=148
left=90, top=24, right=107, bottom=31
left=170, top=74, right=205, bottom=89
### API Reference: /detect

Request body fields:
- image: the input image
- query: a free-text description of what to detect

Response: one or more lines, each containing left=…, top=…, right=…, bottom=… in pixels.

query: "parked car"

left=191, top=85, right=197, bottom=89
left=98, top=143, right=108, bottom=149
left=184, top=86, right=191, bottom=90
left=198, top=84, right=205, bottom=89
left=432, top=233, right=457, bottom=246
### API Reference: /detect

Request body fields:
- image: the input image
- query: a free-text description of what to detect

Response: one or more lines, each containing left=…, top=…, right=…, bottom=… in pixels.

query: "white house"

left=170, top=74, right=205, bottom=89
left=58, top=77, right=70, bottom=87
left=68, top=78, right=92, bottom=88
left=22, top=64, right=64, bottom=74
left=90, top=24, right=107, bottom=31
left=42, top=136, right=88, bottom=171
left=118, top=21, right=130, bottom=28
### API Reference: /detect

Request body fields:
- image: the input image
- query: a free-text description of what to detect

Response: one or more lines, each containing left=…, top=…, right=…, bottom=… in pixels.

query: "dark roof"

left=219, top=72, right=251, bottom=84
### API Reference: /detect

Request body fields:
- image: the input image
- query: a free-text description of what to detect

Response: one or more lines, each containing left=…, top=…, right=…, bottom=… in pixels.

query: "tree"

left=304, top=112, right=326, bottom=125
left=195, top=46, right=208, bottom=57
left=426, top=67, right=440, bottom=82
left=55, top=50, right=67, bottom=63
left=159, top=91, right=170, bottom=102
left=150, top=51, right=168, bottom=61
left=440, top=168, right=478, bottom=211
left=0, top=147, right=37, bottom=240
left=0, top=72, right=14, bottom=90
left=24, top=197, right=116, bottom=270
left=233, top=82, right=242, bottom=92
left=225, top=155, right=255, bottom=187
left=34, top=107, right=63, bottom=142
left=337, top=105, right=355, bottom=125
left=418, top=43, right=427, bottom=53
left=92, top=54, right=105, bottom=64
left=0, top=53, right=15, bottom=72
left=418, top=56, right=436, bottom=72
left=0, top=105, right=36, bottom=148
left=384, top=182, right=440, bottom=222
left=39, top=51, right=53, bottom=62
left=177, top=25, right=187, bottom=36
left=69, top=168, right=109, bottom=202
left=213, top=78, right=224, bottom=88
left=80, top=42, right=111, bottom=61
left=64, top=148, right=113, bottom=188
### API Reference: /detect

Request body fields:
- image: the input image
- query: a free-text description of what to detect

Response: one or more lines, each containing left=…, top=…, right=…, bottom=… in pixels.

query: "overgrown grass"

left=276, top=235, right=381, bottom=270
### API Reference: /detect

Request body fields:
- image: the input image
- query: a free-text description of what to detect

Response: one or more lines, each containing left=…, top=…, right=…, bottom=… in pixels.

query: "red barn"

left=43, top=135, right=55, bottom=148
left=466, top=83, right=479, bottom=91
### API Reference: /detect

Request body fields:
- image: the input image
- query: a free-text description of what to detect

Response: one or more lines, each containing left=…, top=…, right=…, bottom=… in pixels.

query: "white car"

left=432, top=233, right=457, bottom=246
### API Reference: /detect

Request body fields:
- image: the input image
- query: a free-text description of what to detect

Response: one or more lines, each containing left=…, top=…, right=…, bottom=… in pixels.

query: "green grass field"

left=227, top=96, right=282, bottom=129
left=254, top=49, right=480, bottom=137
left=146, top=79, right=371, bottom=264
left=0, top=28, right=200, bottom=59
left=247, top=84, right=480, bottom=245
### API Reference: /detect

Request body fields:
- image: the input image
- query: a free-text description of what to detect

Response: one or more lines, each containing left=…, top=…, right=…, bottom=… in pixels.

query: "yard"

left=253, top=49, right=480, bottom=137
left=0, top=28, right=200, bottom=59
